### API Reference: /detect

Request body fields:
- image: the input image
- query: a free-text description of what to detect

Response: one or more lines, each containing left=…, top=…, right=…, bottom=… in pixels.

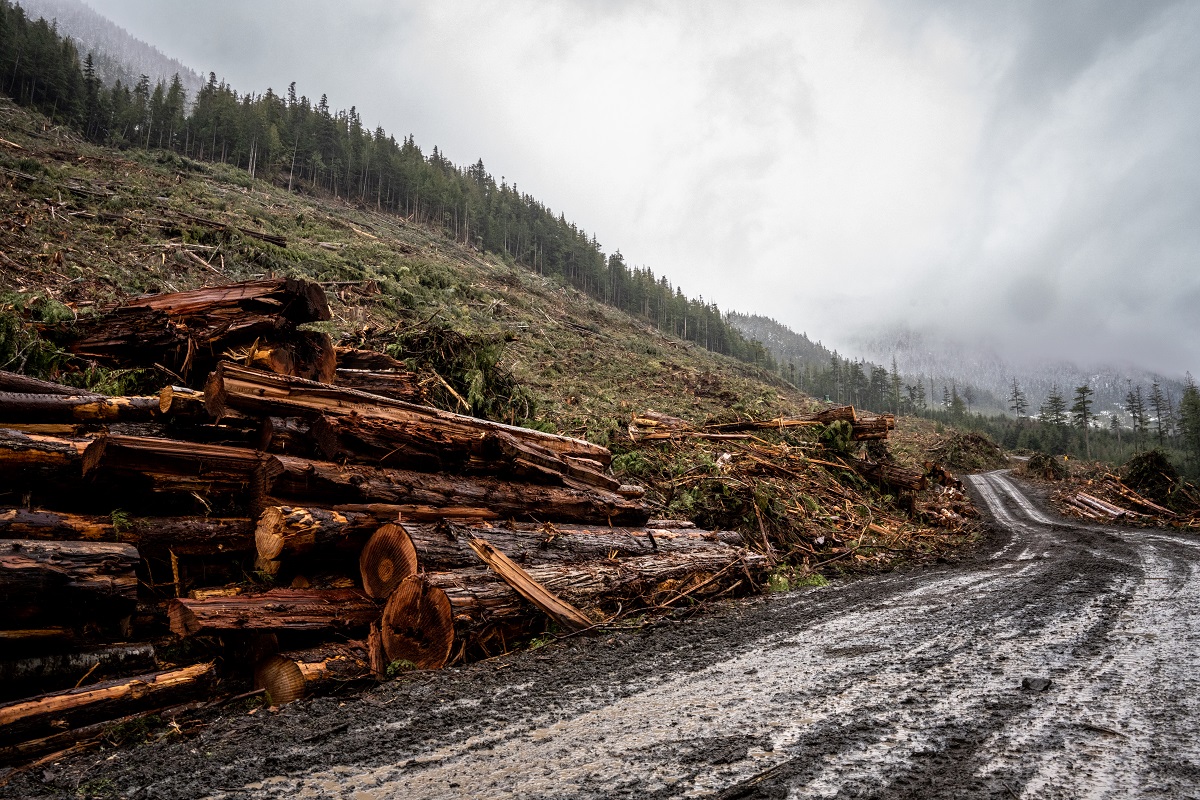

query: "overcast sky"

left=83, top=0, right=1200, bottom=376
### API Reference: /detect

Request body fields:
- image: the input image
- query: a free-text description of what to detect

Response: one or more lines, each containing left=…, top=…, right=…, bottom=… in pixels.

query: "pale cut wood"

left=205, top=362, right=611, bottom=465
left=0, top=662, right=216, bottom=747
left=467, top=538, right=592, bottom=632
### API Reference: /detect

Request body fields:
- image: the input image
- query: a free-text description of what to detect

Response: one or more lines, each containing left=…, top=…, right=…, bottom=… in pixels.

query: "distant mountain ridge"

left=16, top=0, right=202, bottom=98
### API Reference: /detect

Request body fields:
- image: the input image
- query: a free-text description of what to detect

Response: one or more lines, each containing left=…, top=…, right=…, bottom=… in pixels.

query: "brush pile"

left=620, top=409, right=977, bottom=578
left=0, top=279, right=765, bottom=764
left=1051, top=450, right=1200, bottom=529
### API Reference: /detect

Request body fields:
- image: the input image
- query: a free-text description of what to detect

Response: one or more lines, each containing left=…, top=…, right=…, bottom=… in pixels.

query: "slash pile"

left=0, top=279, right=765, bottom=764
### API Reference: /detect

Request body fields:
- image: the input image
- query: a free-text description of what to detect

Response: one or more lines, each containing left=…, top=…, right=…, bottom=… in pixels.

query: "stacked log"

left=0, top=278, right=767, bottom=757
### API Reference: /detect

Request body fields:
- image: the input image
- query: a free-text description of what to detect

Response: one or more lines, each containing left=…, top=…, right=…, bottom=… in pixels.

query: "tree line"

left=0, top=0, right=773, bottom=368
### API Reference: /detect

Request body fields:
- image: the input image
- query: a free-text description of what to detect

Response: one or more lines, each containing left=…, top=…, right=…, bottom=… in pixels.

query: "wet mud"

left=8, top=470, right=1199, bottom=799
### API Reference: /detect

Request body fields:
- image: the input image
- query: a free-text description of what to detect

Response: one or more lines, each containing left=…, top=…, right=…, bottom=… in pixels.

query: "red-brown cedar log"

left=382, top=549, right=768, bottom=669
left=0, top=508, right=253, bottom=555
left=0, top=539, right=138, bottom=621
left=850, top=459, right=928, bottom=491
left=168, top=589, right=379, bottom=637
left=233, top=331, right=336, bottom=383
left=0, top=662, right=216, bottom=747
left=272, top=455, right=647, bottom=525
left=204, top=362, right=612, bottom=465
left=117, top=278, right=329, bottom=323
left=357, top=519, right=747, bottom=599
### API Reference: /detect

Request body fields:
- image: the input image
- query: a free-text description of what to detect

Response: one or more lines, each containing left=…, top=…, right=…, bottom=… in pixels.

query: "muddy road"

left=11, top=470, right=1200, bottom=799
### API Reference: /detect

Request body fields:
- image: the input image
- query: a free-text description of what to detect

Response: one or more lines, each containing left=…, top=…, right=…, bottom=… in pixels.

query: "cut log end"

left=380, top=577, right=454, bottom=671
left=167, top=603, right=200, bottom=638
left=254, top=506, right=287, bottom=561
left=359, top=523, right=419, bottom=600
left=254, top=654, right=306, bottom=706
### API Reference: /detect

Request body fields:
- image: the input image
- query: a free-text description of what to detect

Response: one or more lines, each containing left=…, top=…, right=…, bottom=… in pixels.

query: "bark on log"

left=850, top=459, right=928, bottom=491
left=0, top=428, right=96, bottom=480
left=168, top=589, right=379, bottom=637
left=117, top=278, right=329, bottom=323
left=0, top=643, right=156, bottom=692
left=0, top=370, right=84, bottom=396
left=0, top=539, right=138, bottom=617
left=255, top=506, right=379, bottom=575
left=850, top=415, right=896, bottom=441
left=234, top=331, right=335, bottom=383
left=0, top=662, right=216, bottom=747
left=272, top=454, right=648, bottom=526
left=363, top=520, right=746, bottom=596
left=382, top=549, right=766, bottom=669
left=0, top=392, right=161, bottom=424
left=0, top=508, right=252, bottom=555
left=333, top=369, right=425, bottom=402
left=308, top=413, right=622, bottom=491
left=86, top=434, right=282, bottom=502
left=205, top=362, right=611, bottom=465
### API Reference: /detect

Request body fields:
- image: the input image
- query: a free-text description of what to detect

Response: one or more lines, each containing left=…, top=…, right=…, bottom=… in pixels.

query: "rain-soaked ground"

left=9, top=470, right=1200, bottom=799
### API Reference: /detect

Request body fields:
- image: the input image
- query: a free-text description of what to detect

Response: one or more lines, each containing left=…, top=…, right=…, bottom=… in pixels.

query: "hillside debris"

left=0, top=279, right=767, bottom=763
left=629, top=406, right=896, bottom=443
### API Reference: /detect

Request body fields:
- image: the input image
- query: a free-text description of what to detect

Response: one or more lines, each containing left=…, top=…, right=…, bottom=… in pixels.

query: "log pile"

left=0, top=279, right=766, bottom=761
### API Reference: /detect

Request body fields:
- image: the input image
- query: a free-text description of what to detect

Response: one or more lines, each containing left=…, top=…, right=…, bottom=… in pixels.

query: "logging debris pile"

left=614, top=409, right=979, bottom=582
left=1048, top=450, right=1200, bottom=529
left=925, top=431, right=1008, bottom=473
left=0, top=278, right=767, bottom=766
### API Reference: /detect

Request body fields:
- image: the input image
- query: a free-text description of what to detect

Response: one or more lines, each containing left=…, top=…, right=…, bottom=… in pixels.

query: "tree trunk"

left=168, top=589, right=379, bottom=637
left=0, top=662, right=216, bottom=747
left=850, top=459, right=928, bottom=491
left=0, top=429, right=97, bottom=481
left=0, top=370, right=85, bottom=396
left=333, top=369, right=425, bottom=402
left=116, top=278, right=328, bottom=323
left=271, top=454, right=648, bottom=525
left=358, top=519, right=748, bottom=600
left=0, top=393, right=161, bottom=424
left=382, top=549, right=766, bottom=669
left=85, top=434, right=282, bottom=504
left=0, top=539, right=139, bottom=621
left=254, top=506, right=378, bottom=575
left=0, top=508, right=253, bottom=555
left=0, top=643, right=156, bottom=697
left=204, top=362, right=612, bottom=465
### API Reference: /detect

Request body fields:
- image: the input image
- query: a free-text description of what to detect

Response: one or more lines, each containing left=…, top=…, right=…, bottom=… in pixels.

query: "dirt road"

left=12, top=471, right=1200, bottom=799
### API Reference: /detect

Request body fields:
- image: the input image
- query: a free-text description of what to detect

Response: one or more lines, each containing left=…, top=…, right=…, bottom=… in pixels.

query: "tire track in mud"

left=16, top=472, right=1197, bottom=799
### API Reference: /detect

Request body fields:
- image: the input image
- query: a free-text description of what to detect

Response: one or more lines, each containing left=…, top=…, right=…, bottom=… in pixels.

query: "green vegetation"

left=0, top=0, right=771, bottom=370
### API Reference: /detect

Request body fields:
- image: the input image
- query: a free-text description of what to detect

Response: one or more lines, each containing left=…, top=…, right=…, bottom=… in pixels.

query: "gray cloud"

left=83, top=0, right=1200, bottom=375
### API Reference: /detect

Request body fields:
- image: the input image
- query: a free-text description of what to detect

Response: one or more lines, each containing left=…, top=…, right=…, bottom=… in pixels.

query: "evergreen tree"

left=1179, top=374, right=1200, bottom=475
left=1008, top=378, right=1027, bottom=417
left=1071, top=383, right=1095, bottom=458
left=1150, top=380, right=1169, bottom=447
left=1125, top=384, right=1148, bottom=450
left=1041, top=385, right=1068, bottom=427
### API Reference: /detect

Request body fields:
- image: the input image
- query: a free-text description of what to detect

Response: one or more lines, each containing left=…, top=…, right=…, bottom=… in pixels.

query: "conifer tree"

left=1071, top=384, right=1095, bottom=458
left=1008, top=378, right=1027, bottom=417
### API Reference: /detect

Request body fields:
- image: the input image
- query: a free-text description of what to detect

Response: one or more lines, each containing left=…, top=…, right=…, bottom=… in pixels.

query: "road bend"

left=146, top=471, right=1200, bottom=799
